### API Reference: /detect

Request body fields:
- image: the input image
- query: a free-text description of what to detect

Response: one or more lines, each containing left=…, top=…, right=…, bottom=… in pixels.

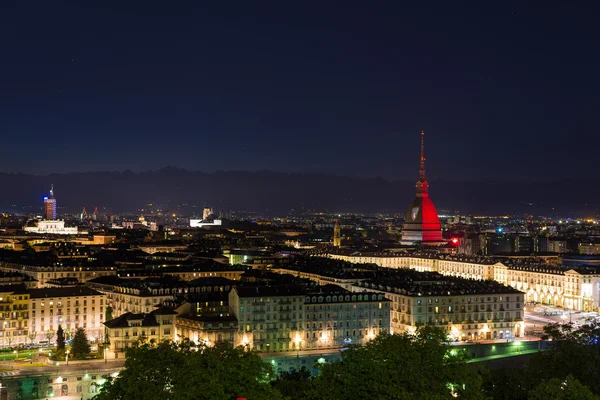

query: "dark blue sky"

left=0, top=2, right=598, bottom=181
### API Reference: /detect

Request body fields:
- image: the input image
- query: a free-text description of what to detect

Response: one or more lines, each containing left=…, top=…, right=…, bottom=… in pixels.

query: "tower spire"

left=419, top=130, right=426, bottom=181
left=49, top=184, right=54, bottom=199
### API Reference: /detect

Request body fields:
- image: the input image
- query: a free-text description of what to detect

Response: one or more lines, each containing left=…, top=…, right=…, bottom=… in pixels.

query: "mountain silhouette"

left=0, top=169, right=596, bottom=216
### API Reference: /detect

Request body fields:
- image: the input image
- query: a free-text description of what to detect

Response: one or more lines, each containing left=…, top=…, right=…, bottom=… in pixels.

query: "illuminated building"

left=328, top=251, right=600, bottom=312
left=203, top=207, right=213, bottom=221
left=0, top=285, right=30, bottom=347
left=0, top=263, right=115, bottom=288
left=548, top=238, right=568, bottom=253
left=103, top=307, right=176, bottom=359
left=23, top=220, right=78, bottom=235
left=303, top=289, right=390, bottom=349
left=29, top=287, right=106, bottom=344
left=175, top=315, right=238, bottom=349
left=229, top=285, right=389, bottom=352
left=333, top=220, right=341, bottom=247
left=579, top=242, right=600, bottom=255
left=401, top=131, right=444, bottom=245
left=230, top=286, right=305, bottom=352
left=43, top=184, right=57, bottom=220
left=355, top=273, right=525, bottom=340
left=189, top=219, right=222, bottom=228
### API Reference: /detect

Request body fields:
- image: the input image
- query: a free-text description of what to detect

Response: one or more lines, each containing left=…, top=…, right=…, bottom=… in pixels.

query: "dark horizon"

left=1, top=3, right=599, bottom=181
left=1, top=168, right=599, bottom=217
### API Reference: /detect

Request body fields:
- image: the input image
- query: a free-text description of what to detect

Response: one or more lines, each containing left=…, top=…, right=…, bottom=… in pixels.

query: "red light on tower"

left=451, top=238, right=459, bottom=245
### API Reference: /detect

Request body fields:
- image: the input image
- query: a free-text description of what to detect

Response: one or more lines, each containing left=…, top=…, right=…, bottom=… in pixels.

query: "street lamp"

left=294, top=333, right=301, bottom=368
left=13, top=349, right=18, bottom=361
left=65, top=350, right=70, bottom=366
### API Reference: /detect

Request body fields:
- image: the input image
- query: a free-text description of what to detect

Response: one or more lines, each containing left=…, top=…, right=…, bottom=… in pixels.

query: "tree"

left=306, top=327, right=487, bottom=400
left=272, top=367, right=312, bottom=400
left=94, top=340, right=283, bottom=400
left=528, top=375, right=600, bottom=400
left=485, top=323, right=600, bottom=399
left=45, top=329, right=55, bottom=344
left=56, top=325, right=66, bottom=352
left=71, top=327, right=91, bottom=360
left=28, top=331, right=36, bottom=345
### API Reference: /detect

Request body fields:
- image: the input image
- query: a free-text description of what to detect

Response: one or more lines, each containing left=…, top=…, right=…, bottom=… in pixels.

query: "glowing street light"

left=66, top=349, right=70, bottom=366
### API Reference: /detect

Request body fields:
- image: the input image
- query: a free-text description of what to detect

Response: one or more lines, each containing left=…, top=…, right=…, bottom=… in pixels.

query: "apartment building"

left=327, top=252, right=600, bottom=312
left=354, top=271, right=525, bottom=340
left=0, top=262, right=115, bottom=287
left=229, top=285, right=390, bottom=352
left=303, top=289, right=390, bottom=350
left=103, top=307, right=177, bottom=359
left=0, top=285, right=30, bottom=347
left=230, top=286, right=305, bottom=352
left=29, top=287, right=106, bottom=343
left=89, top=276, right=235, bottom=317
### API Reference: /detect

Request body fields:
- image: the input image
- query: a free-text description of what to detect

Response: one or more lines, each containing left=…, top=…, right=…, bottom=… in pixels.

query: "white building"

left=29, top=287, right=106, bottom=343
left=190, top=219, right=222, bottom=228
left=24, top=220, right=78, bottom=235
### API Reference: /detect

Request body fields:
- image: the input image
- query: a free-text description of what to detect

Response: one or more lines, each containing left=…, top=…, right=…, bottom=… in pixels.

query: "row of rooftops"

left=0, top=284, right=102, bottom=298
left=326, top=251, right=600, bottom=276
left=356, top=271, right=522, bottom=297
left=88, top=275, right=235, bottom=296
left=103, top=306, right=178, bottom=329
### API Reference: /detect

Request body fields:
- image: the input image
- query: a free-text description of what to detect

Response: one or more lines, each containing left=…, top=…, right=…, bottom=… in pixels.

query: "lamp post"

left=65, top=349, right=70, bottom=366
left=13, top=349, right=17, bottom=362
left=294, top=334, right=301, bottom=369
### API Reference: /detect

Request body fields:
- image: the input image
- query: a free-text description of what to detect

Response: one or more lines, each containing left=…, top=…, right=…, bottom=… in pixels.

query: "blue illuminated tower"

left=43, top=184, right=57, bottom=220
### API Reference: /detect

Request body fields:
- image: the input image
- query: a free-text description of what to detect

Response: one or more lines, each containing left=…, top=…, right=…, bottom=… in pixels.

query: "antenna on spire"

left=49, top=184, right=54, bottom=198
left=419, top=130, right=426, bottom=181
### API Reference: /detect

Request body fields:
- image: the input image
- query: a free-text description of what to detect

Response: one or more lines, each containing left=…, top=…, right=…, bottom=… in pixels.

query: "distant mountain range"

left=0, top=167, right=597, bottom=217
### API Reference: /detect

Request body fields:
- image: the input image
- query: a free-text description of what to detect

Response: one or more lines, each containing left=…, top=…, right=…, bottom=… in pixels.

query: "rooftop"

left=356, top=269, right=521, bottom=297
left=29, top=286, right=103, bottom=299
left=235, top=285, right=306, bottom=298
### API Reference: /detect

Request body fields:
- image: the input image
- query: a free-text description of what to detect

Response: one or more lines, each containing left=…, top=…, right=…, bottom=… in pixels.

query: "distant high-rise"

left=333, top=220, right=341, bottom=247
left=43, top=184, right=57, bottom=220
left=401, top=131, right=444, bottom=245
left=203, top=207, right=213, bottom=221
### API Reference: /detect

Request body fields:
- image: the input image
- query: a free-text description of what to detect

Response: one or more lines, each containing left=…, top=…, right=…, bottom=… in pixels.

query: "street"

left=523, top=303, right=600, bottom=338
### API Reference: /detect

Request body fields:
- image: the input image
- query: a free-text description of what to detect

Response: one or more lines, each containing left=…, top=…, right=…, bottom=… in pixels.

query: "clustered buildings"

left=272, top=257, right=525, bottom=341
left=328, top=252, right=598, bottom=312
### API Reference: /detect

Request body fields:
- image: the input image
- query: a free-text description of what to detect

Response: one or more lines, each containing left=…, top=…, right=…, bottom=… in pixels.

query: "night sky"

left=1, top=3, right=598, bottom=181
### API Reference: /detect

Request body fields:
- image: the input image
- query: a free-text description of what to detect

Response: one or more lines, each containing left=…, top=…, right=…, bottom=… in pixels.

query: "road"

left=523, top=304, right=600, bottom=337
left=0, top=359, right=125, bottom=377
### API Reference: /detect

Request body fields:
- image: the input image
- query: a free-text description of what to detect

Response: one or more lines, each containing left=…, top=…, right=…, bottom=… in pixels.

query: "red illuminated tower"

left=401, top=131, right=443, bottom=245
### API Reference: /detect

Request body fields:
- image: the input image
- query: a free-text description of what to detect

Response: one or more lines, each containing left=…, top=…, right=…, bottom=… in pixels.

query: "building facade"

left=29, top=287, right=106, bottom=344
left=0, top=285, right=30, bottom=347
left=103, top=307, right=177, bottom=359
left=354, top=279, right=525, bottom=340
left=328, top=252, right=600, bottom=312
left=0, top=263, right=115, bottom=287
left=230, top=286, right=390, bottom=353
